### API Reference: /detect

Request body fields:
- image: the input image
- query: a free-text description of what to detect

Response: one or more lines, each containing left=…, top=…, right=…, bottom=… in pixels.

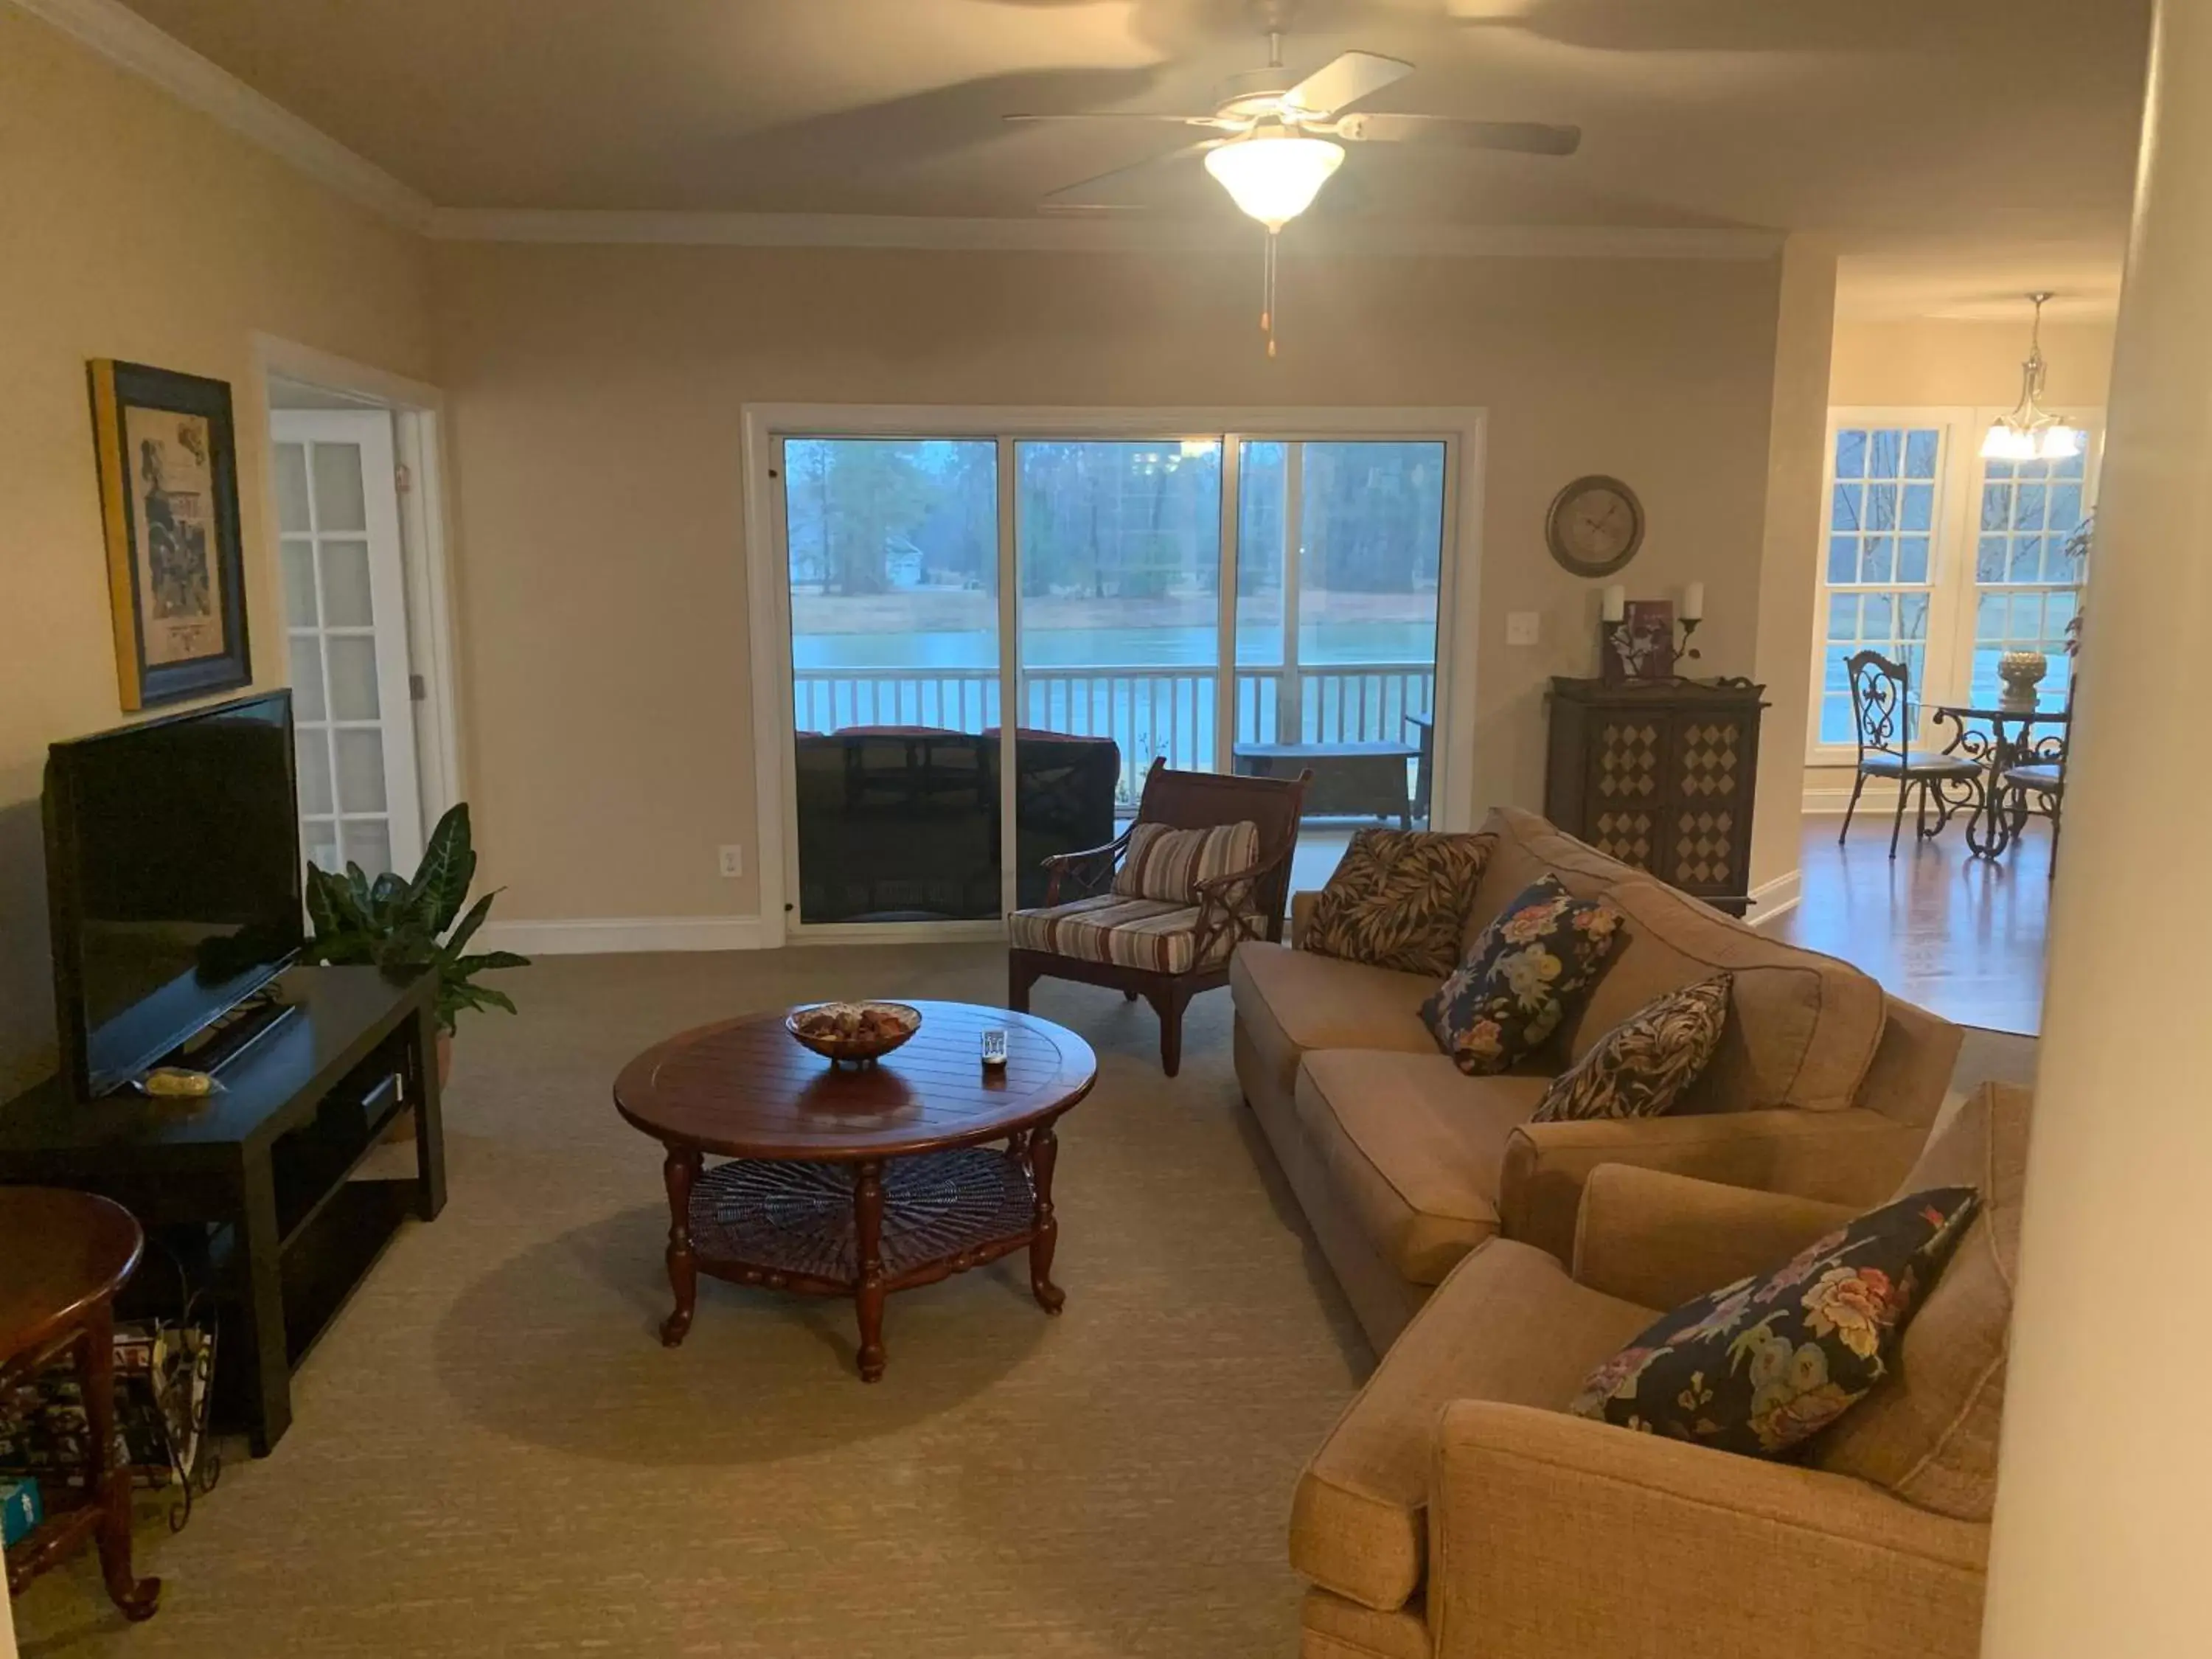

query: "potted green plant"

left=304, top=803, right=528, bottom=1089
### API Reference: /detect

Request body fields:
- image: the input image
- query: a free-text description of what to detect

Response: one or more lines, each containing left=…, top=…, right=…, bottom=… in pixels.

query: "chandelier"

left=1982, top=293, right=2085, bottom=462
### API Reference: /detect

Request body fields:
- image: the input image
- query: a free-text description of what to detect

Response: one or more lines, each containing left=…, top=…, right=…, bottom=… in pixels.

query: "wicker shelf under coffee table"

left=612, top=1001, right=1097, bottom=1381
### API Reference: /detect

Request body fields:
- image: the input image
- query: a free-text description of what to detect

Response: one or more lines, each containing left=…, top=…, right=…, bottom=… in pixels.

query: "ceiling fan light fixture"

left=1982, top=293, right=2085, bottom=462
left=1203, top=131, right=1345, bottom=229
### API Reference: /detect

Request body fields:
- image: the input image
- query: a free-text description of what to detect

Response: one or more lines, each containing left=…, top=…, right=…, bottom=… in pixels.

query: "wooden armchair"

left=1007, top=759, right=1310, bottom=1076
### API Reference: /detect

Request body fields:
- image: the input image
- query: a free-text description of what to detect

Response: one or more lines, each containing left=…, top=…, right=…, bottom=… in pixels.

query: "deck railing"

left=793, top=662, right=1436, bottom=805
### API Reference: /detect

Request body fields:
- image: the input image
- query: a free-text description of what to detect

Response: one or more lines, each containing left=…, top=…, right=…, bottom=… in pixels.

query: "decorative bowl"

left=1997, top=649, right=2050, bottom=712
left=785, top=1001, right=922, bottom=1068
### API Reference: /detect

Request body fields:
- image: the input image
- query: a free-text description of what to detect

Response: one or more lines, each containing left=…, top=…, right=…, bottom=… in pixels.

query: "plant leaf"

left=441, top=891, right=498, bottom=958
left=413, top=804, right=476, bottom=935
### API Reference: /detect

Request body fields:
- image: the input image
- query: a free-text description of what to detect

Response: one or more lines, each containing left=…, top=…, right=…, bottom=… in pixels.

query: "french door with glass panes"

left=271, top=409, right=422, bottom=879
left=1810, top=406, right=2102, bottom=764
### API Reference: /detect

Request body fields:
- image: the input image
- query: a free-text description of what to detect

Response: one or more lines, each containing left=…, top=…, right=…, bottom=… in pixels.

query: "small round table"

left=613, top=1001, right=1097, bottom=1381
left=1929, top=699, right=2072, bottom=860
left=1, top=1188, right=160, bottom=1621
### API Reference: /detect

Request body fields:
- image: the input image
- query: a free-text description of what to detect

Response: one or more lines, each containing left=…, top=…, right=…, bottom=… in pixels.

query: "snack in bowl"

left=785, top=1001, right=923, bottom=1067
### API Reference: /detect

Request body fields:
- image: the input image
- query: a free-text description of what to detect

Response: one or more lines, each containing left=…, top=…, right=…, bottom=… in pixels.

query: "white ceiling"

left=105, top=0, right=2153, bottom=313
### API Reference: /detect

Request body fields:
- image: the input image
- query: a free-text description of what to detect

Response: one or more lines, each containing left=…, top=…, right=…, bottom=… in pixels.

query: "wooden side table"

left=1, top=1188, right=160, bottom=1621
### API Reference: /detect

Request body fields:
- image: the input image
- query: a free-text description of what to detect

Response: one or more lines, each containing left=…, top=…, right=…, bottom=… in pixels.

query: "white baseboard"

left=477, top=916, right=770, bottom=955
left=1747, top=869, right=1802, bottom=929
left=1804, top=781, right=1902, bottom=814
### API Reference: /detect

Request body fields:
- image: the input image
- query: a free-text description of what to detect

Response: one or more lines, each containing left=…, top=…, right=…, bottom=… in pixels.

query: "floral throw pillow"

left=1419, top=875, right=1625, bottom=1076
left=1531, top=972, right=1733, bottom=1123
left=1305, top=829, right=1493, bottom=976
left=1566, top=1186, right=1982, bottom=1458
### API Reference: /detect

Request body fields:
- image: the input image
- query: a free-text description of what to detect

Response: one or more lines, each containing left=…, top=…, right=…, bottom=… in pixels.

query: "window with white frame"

left=1809, top=406, right=2100, bottom=761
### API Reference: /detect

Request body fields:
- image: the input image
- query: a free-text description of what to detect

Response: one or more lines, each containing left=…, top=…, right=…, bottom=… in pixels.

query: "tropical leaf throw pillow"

left=1419, top=875, right=1625, bottom=1075
left=1305, top=829, right=1493, bottom=976
left=1531, top=972, right=1733, bottom=1123
left=1567, top=1186, right=1982, bottom=1458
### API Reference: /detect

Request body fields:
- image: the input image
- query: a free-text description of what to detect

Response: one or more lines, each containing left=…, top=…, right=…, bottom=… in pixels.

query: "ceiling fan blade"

left=1283, top=51, right=1415, bottom=119
left=1040, top=141, right=1217, bottom=209
left=1005, top=112, right=1231, bottom=128
left=1335, top=112, right=1582, bottom=156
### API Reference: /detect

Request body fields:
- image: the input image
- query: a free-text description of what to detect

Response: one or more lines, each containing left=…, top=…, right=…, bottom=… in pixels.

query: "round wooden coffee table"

left=613, top=1001, right=1097, bottom=1381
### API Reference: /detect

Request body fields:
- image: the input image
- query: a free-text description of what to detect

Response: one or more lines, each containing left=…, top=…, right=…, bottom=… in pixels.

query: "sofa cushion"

left=1291, top=1237, right=1653, bottom=1612
left=1008, top=894, right=1241, bottom=974
left=1113, top=818, right=1258, bottom=903
left=1306, top=828, right=1494, bottom=976
left=1460, top=804, right=1644, bottom=950
left=1294, top=1050, right=1549, bottom=1284
left=1565, top=1185, right=1982, bottom=1457
left=1420, top=876, right=1626, bottom=1075
left=1533, top=972, right=1732, bottom=1123
left=1228, top=943, right=1440, bottom=1105
left=1813, top=1082, right=2029, bottom=1519
left=1565, top=877, right=1889, bottom=1116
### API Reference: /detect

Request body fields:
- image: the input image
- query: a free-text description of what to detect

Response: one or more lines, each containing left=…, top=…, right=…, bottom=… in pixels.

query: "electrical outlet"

left=717, top=844, right=744, bottom=879
left=1505, top=611, right=1541, bottom=646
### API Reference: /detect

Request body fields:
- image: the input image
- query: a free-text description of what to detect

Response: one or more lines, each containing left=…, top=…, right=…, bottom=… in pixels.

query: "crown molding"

left=13, top=0, right=433, bottom=230
left=428, top=209, right=1783, bottom=260
left=15, top=0, right=1779, bottom=263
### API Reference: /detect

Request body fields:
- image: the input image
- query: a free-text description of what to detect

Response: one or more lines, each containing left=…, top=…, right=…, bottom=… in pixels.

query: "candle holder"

left=1676, top=615, right=1703, bottom=663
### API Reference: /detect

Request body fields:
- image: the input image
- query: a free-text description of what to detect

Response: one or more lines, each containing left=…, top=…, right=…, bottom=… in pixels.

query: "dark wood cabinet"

left=1543, top=678, right=1767, bottom=914
left=0, top=967, right=442, bottom=1455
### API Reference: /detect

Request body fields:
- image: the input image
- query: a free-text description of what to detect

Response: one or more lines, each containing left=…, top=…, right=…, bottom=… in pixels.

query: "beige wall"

left=0, top=8, right=434, bottom=1091
left=1829, top=317, right=2117, bottom=408
left=431, top=242, right=1787, bottom=924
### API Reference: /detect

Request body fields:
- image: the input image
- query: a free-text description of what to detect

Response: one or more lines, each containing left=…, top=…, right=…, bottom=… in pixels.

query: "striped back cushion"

left=1113, top=820, right=1260, bottom=903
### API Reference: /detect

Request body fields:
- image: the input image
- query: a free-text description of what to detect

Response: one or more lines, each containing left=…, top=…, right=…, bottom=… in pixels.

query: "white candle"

left=1683, top=582, right=1705, bottom=621
left=1601, top=584, right=1627, bottom=622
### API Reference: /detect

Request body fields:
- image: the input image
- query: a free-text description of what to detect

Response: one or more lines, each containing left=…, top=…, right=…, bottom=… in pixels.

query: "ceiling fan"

left=1005, top=34, right=1580, bottom=224
left=1004, top=28, right=1579, bottom=355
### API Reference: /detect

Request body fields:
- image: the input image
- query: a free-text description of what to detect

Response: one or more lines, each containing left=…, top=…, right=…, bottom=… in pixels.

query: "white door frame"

left=739, top=403, right=1488, bottom=948
left=253, top=334, right=465, bottom=835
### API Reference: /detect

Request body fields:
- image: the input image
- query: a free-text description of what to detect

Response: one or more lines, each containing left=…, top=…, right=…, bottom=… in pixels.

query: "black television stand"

left=0, top=966, right=442, bottom=1455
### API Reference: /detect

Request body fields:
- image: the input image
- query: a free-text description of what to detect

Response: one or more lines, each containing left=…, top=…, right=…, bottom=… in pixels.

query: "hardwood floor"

left=1773, top=812, right=2053, bottom=1036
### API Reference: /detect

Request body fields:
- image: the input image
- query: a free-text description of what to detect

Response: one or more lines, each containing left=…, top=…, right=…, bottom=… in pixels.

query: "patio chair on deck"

left=1007, top=759, right=1308, bottom=1077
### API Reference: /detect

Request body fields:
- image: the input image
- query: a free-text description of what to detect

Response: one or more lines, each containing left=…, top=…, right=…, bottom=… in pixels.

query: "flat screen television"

left=45, top=690, right=303, bottom=1097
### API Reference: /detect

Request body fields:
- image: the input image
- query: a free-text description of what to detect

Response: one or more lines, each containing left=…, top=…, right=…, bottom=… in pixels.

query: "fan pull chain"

left=1262, top=229, right=1279, bottom=358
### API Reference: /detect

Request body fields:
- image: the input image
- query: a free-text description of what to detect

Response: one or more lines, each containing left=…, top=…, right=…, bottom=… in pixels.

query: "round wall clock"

left=1545, top=475, right=1646, bottom=576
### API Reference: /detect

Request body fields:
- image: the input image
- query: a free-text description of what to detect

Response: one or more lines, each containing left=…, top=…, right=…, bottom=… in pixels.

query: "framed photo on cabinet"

left=87, top=359, right=251, bottom=709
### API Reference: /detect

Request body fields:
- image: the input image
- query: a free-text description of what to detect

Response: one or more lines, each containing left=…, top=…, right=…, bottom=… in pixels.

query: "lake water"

left=793, top=622, right=1437, bottom=670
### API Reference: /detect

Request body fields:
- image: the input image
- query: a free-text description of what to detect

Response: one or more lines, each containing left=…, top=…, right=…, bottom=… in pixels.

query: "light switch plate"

left=717, top=844, right=745, bottom=878
left=1505, top=611, right=1542, bottom=646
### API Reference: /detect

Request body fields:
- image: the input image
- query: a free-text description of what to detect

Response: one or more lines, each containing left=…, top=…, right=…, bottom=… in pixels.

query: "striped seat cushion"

left=1009, top=895, right=1244, bottom=975
left=1112, top=820, right=1260, bottom=903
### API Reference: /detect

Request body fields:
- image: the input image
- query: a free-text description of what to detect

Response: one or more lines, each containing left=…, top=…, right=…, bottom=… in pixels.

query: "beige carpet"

left=14, top=947, right=1370, bottom=1658
left=13, top=948, right=2037, bottom=1657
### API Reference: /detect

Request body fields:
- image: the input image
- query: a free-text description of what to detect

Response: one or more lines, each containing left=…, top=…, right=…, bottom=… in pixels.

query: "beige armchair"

left=1290, top=1082, right=2027, bottom=1659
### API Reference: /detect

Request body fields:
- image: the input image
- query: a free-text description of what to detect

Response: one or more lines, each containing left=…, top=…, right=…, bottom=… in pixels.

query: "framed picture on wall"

left=87, top=359, right=251, bottom=709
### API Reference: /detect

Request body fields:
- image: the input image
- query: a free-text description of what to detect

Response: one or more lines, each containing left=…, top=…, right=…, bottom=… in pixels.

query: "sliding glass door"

left=775, top=421, right=1458, bottom=931
left=1236, top=440, right=1446, bottom=886
left=784, top=438, right=1001, bottom=924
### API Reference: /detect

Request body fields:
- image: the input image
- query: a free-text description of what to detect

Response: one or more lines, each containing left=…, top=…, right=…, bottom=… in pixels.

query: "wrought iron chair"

left=2000, top=678, right=2073, bottom=870
left=1007, top=759, right=1308, bottom=1077
left=1839, top=650, right=1983, bottom=858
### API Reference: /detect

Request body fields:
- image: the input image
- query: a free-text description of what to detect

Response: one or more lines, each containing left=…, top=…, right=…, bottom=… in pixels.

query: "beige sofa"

left=1289, top=1079, right=2027, bottom=1659
left=1231, top=807, right=1962, bottom=1351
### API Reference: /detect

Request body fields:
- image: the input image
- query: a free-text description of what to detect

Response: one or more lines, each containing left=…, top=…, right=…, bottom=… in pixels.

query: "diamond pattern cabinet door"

left=1544, top=679, right=1767, bottom=915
